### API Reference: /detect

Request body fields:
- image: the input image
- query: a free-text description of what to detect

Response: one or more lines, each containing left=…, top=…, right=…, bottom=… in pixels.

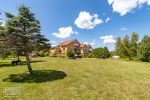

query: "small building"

left=50, top=39, right=92, bottom=57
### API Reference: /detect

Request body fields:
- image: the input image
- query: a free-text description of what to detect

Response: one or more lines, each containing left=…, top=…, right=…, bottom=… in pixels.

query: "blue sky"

left=0, top=0, right=150, bottom=50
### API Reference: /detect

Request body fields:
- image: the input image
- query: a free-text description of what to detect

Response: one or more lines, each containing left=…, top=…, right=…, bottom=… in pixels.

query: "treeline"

left=115, top=32, right=150, bottom=62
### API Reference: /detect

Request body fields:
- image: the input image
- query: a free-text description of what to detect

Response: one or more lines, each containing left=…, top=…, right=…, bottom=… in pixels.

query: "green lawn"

left=0, top=57, right=150, bottom=100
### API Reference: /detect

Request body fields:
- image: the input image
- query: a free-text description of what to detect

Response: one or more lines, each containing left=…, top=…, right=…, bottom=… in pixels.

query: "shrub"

left=83, top=52, right=93, bottom=58
left=67, top=50, right=75, bottom=58
left=92, top=47, right=110, bottom=59
left=44, top=52, right=49, bottom=57
left=49, top=53, right=57, bottom=57
left=38, top=51, right=45, bottom=57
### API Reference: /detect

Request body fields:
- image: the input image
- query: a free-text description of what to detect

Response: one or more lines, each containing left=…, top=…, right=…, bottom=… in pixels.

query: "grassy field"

left=0, top=57, right=150, bottom=100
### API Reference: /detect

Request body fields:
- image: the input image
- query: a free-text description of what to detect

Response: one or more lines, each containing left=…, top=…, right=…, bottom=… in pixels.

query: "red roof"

left=51, top=39, right=92, bottom=49
left=79, top=44, right=88, bottom=48
left=59, top=39, right=75, bottom=46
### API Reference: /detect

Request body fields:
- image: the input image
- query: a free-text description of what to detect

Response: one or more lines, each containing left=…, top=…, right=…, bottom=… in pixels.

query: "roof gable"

left=59, top=39, right=80, bottom=46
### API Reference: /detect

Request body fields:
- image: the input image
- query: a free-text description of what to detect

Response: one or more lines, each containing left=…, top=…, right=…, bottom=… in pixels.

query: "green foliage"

left=0, top=50, right=10, bottom=59
left=38, top=51, right=45, bottom=57
left=122, top=35, right=130, bottom=58
left=115, top=37, right=124, bottom=57
left=92, top=47, right=110, bottom=59
left=137, top=35, right=150, bottom=62
left=3, top=5, right=50, bottom=74
left=129, top=32, right=138, bottom=59
left=44, top=52, right=49, bottom=57
left=50, top=53, right=57, bottom=57
left=83, top=52, right=93, bottom=58
left=115, top=32, right=139, bottom=60
left=67, top=50, right=75, bottom=58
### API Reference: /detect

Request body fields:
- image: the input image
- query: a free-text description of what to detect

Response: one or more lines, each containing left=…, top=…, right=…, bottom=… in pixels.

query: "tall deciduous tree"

left=129, top=32, right=138, bottom=59
left=122, top=35, right=130, bottom=58
left=115, top=37, right=123, bottom=57
left=4, top=5, right=50, bottom=74
left=137, top=35, right=150, bottom=62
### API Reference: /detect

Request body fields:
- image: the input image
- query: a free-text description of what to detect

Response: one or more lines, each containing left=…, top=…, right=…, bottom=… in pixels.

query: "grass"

left=0, top=57, right=150, bottom=100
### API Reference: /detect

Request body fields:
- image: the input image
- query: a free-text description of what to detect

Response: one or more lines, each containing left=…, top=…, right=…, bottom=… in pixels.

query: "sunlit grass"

left=0, top=57, right=150, bottom=100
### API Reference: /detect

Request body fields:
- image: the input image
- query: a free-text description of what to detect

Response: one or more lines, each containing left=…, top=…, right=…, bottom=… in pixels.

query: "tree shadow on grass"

left=0, top=60, right=46, bottom=68
left=3, top=70, right=67, bottom=83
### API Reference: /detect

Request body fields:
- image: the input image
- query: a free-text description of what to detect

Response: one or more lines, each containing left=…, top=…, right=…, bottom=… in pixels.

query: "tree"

left=129, top=32, right=138, bottom=59
left=115, top=37, right=123, bottom=57
left=0, top=19, right=10, bottom=59
left=122, top=35, right=130, bottom=59
left=92, top=47, right=110, bottom=59
left=4, top=5, right=50, bottom=74
left=0, top=50, right=10, bottom=60
left=103, top=47, right=110, bottom=59
left=137, top=35, right=150, bottom=62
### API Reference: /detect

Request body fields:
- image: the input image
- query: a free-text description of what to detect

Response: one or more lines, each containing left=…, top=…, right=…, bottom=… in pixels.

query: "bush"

left=38, top=51, right=44, bottom=57
left=67, top=50, right=75, bottom=58
left=83, top=52, right=93, bottom=58
left=92, top=47, right=110, bottom=59
left=44, top=52, right=49, bottom=57
left=49, top=53, right=57, bottom=57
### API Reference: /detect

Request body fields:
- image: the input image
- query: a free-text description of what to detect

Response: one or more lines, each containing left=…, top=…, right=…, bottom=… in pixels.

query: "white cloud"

left=51, top=40, right=57, bottom=43
left=84, top=39, right=96, bottom=45
left=52, top=44, right=57, bottom=47
left=84, top=42, right=89, bottom=45
left=74, top=11, right=103, bottom=29
left=108, top=0, right=150, bottom=16
left=120, top=27, right=128, bottom=31
left=90, top=39, right=96, bottom=45
left=52, top=26, right=78, bottom=38
left=105, top=17, right=110, bottom=23
left=100, top=35, right=116, bottom=44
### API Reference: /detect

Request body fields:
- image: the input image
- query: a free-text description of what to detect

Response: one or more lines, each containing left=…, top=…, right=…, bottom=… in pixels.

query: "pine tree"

left=4, top=5, right=50, bottom=74
left=0, top=19, right=9, bottom=59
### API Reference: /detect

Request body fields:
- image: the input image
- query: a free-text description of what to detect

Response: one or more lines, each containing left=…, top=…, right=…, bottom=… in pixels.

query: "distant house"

left=50, top=39, right=92, bottom=57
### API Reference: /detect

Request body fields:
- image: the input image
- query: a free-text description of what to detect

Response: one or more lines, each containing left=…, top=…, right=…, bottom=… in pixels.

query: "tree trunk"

left=17, top=56, right=20, bottom=61
left=25, top=52, right=33, bottom=74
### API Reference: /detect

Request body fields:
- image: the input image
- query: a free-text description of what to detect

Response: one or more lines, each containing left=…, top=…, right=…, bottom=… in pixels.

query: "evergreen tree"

left=0, top=19, right=9, bottom=59
left=4, top=5, right=50, bottom=74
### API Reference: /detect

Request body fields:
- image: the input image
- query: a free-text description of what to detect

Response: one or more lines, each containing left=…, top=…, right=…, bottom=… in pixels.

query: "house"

left=50, top=39, right=92, bottom=57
